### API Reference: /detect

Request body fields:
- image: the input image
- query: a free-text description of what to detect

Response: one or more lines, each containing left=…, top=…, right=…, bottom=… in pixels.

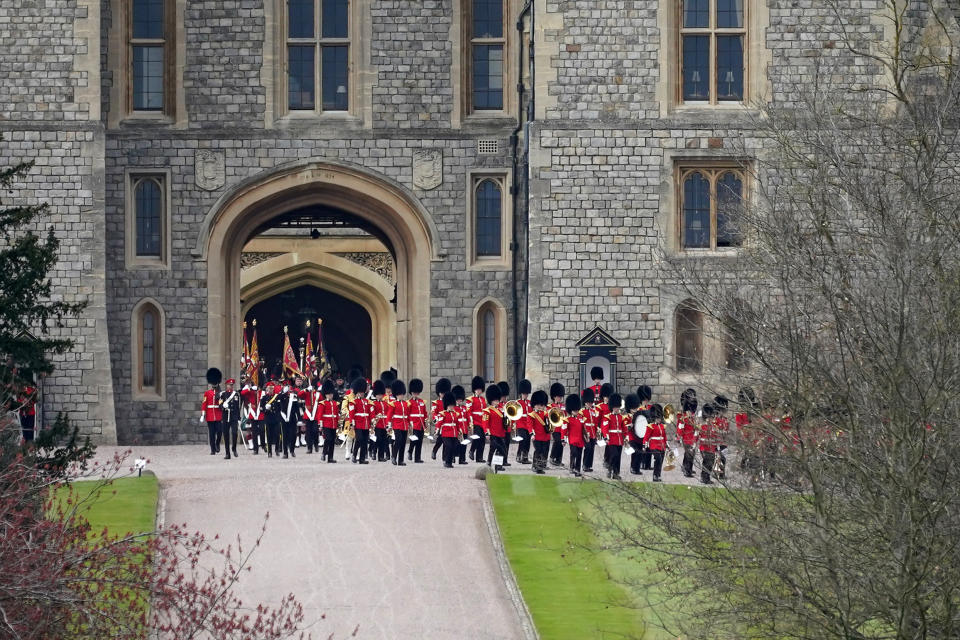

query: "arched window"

left=475, top=179, right=502, bottom=257
left=716, top=171, right=743, bottom=247
left=134, top=177, right=163, bottom=257
left=133, top=300, right=164, bottom=398
left=682, top=171, right=710, bottom=249
left=679, top=165, right=746, bottom=250
left=675, top=301, right=704, bottom=373
left=475, top=299, right=505, bottom=382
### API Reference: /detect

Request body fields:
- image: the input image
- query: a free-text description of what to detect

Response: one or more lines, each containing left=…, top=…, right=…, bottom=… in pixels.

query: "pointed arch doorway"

left=195, top=160, right=438, bottom=381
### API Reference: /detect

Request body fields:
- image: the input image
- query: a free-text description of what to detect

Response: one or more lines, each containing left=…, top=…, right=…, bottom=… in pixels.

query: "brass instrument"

left=663, top=404, right=677, bottom=424
left=663, top=447, right=678, bottom=471
left=547, top=408, right=565, bottom=432
left=504, top=400, right=524, bottom=422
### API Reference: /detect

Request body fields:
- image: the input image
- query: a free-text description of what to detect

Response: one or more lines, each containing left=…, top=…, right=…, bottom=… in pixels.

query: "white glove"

left=198, top=415, right=205, bottom=426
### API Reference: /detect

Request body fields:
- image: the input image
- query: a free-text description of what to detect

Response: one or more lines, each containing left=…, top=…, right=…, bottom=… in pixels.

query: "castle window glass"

left=678, top=165, right=745, bottom=250
left=134, top=177, right=163, bottom=258
left=142, top=309, right=157, bottom=388
left=133, top=299, right=165, bottom=399
left=675, top=301, right=704, bottom=373
left=680, top=0, right=745, bottom=103
left=475, top=299, right=506, bottom=381
left=131, top=0, right=166, bottom=110
left=470, top=0, right=505, bottom=110
left=482, top=309, right=496, bottom=381
left=287, top=0, right=349, bottom=112
left=475, top=179, right=502, bottom=257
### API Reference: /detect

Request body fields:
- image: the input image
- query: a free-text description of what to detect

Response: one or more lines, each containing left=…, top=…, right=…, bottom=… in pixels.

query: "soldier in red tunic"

left=580, top=388, right=599, bottom=472
left=406, top=378, right=427, bottom=463
left=698, top=403, right=719, bottom=484
left=514, top=379, right=533, bottom=464
left=677, top=395, right=698, bottom=478
left=468, top=376, right=487, bottom=463
left=302, top=379, right=322, bottom=454
left=17, top=385, right=38, bottom=443
left=713, top=395, right=730, bottom=479
left=200, top=378, right=223, bottom=456
left=370, top=380, right=390, bottom=462
left=565, top=394, right=585, bottom=476
left=601, top=393, right=627, bottom=480
left=636, top=385, right=654, bottom=470
left=529, top=390, right=550, bottom=474
left=241, top=381, right=265, bottom=454
left=548, top=382, right=566, bottom=466
left=481, top=384, right=507, bottom=471
left=587, top=366, right=604, bottom=402
left=643, top=404, right=668, bottom=482
left=596, top=382, right=613, bottom=469
left=388, top=379, right=409, bottom=466
left=348, top=377, right=372, bottom=464
left=318, top=379, right=339, bottom=463
left=430, top=378, right=452, bottom=460
left=436, top=392, right=459, bottom=468
left=452, top=385, right=469, bottom=465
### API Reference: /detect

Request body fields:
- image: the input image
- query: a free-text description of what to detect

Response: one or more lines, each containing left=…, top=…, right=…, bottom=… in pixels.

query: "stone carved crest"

left=412, top=149, right=443, bottom=190
left=195, top=150, right=225, bottom=191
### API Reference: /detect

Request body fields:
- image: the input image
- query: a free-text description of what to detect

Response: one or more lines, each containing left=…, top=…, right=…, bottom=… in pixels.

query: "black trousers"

left=701, top=451, right=716, bottom=483
left=629, top=439, right=644, bottom=474
left=354, top=429, right=370, bottom=462
left=392, top=430, right=407, bottom=463
left=487, top=435, right=506, bottom=468
left=503, top=434, right=512, bottom=463
left=641, top=447, right=653, bottom=470
left=223, top=420, right=239, bottom=457
left=266, top=419, right=280, bottom=453
left=470, top=425, right=486, bottom=460
left=442, top=436, right=458, bottom=466
left=20, top=414, right=35, bottom=442
left=408, top=430, right=424, bottom=462
left=458, top=439, right=468, bottom=464
left=432, top=431, right=444, bottom=456
left=282, top=420, right=297, bottom=455
left=682, top=444, right=696, bottom=476
left=532, top=440, right=550, bottom=473
left=516, top=428, right=531, bottom=462
left=304, top=420, right=319, bottom=452
left=569, top=444, right=583, bottom=474
left=607, top=444, right=623, bottom=477
left=583, top=439, right=596, bottom=470
left=250, top=420, right=265, bottom=452
left=375, top=427, right=390, bottom=460
left=322, top=426, right=337, bottom=461
left=207, top=420, right=221, bottom=454
left=550, top=431, right=565, bottom=465
left=651, top=449, right=665, bottom=479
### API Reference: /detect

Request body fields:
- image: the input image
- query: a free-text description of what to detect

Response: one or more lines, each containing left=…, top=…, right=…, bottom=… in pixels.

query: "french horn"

left=504, top=400, right=524, bottom=422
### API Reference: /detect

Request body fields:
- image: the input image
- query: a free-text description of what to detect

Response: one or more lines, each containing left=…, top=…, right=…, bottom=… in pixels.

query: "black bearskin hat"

left=443, top=392, right=457, bottom=410
left=485, top=384, right=502, bottom=404
left=581, top=388, right=595, bottom=404
left=531, top=390, right=548, bottom=408
left=409, top=378, right=424, bottom=394
left=380, top=370, right=396, bottom=385
left=206, top=367, right=223, bottom=385
left=565, top=393, right=581, bottom=413
left=497, top=381, right=510, bottom=398
left=372, top=379, right=386, bottom=397
left=636, top=385, right=652, bottom=403
left=391, top=379, right=407, bottom=397
left=321, top=379, right=335, bottom=395
left=702, top=403, right=715, bottom=418
left=471, top=375, right=486, bottom=392
left=549, top=382, right=565, bottom=399
left=590, top=366, right=604, bottom=381
left=624, top=393, right=642, bottom=412
left=599, top=383, right=614, bottom=400
left=452, top=385, right=466, bottom=401
left=650, top=403, right=664, bottom=422
left=518, top=379, right=532, bottom=395
left=608, top=393, right=623, bottom=410
left=351, top=377, right=368, bottom=394
left=435, top=377, right=452, bottom=396
left=714, top=395, right=729, bottom=410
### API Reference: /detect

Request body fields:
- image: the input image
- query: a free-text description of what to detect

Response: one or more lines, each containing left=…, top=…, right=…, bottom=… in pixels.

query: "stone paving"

left=92, top=443, right=705, bottom=639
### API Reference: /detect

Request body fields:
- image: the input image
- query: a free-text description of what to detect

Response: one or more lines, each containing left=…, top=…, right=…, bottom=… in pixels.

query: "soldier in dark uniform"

left=280, top=379, right=301, bottom=459
left=261, top=382, right=282, bottom=458
left=219, top=378, right=241, bottom=459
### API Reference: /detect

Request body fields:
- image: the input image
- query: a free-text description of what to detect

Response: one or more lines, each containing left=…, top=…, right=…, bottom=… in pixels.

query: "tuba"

left=663, top=404, right=677, bottom=424
left=504, top=400, right=524, bottom=422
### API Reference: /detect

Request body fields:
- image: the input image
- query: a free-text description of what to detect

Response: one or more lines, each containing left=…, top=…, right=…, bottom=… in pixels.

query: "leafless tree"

left=590, top=3, right=960, bottom=639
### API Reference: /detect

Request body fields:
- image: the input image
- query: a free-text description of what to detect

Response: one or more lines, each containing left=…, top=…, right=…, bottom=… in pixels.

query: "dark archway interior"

left=244, top=285, right=372, bottom=379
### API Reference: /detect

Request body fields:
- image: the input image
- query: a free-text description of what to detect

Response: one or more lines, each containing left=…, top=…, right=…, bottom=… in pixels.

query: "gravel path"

left=91, top=443, right=707, bottom=639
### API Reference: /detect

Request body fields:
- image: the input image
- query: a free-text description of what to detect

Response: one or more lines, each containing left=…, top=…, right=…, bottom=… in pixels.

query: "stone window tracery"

left=678, top=165, right=745, bottom=250
left=133, top=299, right=165, bottom=399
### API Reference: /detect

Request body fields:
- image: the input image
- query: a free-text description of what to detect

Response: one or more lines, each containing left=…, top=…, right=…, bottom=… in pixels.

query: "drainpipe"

left=511, top=0, right=532, bottom=387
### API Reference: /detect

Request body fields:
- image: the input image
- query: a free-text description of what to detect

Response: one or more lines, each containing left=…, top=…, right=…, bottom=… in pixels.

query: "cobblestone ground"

left=92, top=442, right=709, bottom=639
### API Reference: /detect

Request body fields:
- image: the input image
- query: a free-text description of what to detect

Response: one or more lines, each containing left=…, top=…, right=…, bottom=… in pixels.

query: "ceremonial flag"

left=282, top=326, right=303, bottom=378
left=305, top=321, right=316, bottom=373
left=317, top=318, right=331, bottom=379
left=248, top=323, right=260, bottom=386
left=242, top=321, right=250, bottom=369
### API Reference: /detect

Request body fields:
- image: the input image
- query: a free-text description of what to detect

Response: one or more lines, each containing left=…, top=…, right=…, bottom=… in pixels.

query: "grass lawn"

left=487, top=474, right=686, bottom=640
left=60, top=474, right=159, bottom=537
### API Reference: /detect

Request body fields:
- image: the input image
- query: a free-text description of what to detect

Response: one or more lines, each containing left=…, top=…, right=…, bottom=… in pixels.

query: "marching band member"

left=580, top=388, right=599, bottom=472
left=280, top=378, right=302, bottom=459
left=318, top=380, right=339, bottom=463
left=529, top=390, right=550, bottom=474
left=407, top=378, right=427, bottom=463
left=371, top=380, right=389, bottom=462
left=349, top=378, right=372, bottom=464
left=636, top=385, right=653, bottom=470
left=241, top=380, right=265, bottom=454
left=600, top=393, right=626, bottom=480
left=548, top=382, right=566, bottom=466
left=302, top=379, right=322, bottom=454
left=453, top=385, right=469, bottom=465
left=497, top=381, right=512, bottom=466
left=200, top=379, right=223, bottom=456
left=261, top=382, right=282, bottom=458
left=714, top=395, right=730, bottom=479
left=597, top=383, right=613, bottom=469
left=430, top=378, right=452, bottom=460
left=643, top=403, right=667, bottom=482
left=437, top=392, right=459, bottom=468
left=469, top=376, right=487, bottom=463
left=698, top=403, right=719, bottom=484
left=482, top=384, right=507, bottom=471
left=388, top=379, right=409, bottom=466
left=565, top=394, right=585, bottom=476
left=514, top=379, right=533, bottom=465
left=677, top=394, right=698, bottom=478
left=627, top=392, right=646, bottom=475
left=219, top=378, right=241, bottom=460
left=339, top=377, right=358, bottom=461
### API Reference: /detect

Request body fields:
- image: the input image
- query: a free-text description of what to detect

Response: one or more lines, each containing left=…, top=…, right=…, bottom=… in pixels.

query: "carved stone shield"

left=412, top=149, right=443, bottom=190
left=195, top=150, right=226, bottom=191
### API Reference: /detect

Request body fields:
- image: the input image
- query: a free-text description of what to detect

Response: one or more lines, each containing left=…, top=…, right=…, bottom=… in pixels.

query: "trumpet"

left=504, top=400, right=524, bottom=422
left=663, top=404, right=677, bottom=424
left=547, top=408, right=565, bottom=431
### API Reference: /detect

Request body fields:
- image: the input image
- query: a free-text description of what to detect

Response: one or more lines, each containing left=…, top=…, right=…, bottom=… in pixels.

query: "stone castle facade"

left=2, top=0, right=943, bottom=444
